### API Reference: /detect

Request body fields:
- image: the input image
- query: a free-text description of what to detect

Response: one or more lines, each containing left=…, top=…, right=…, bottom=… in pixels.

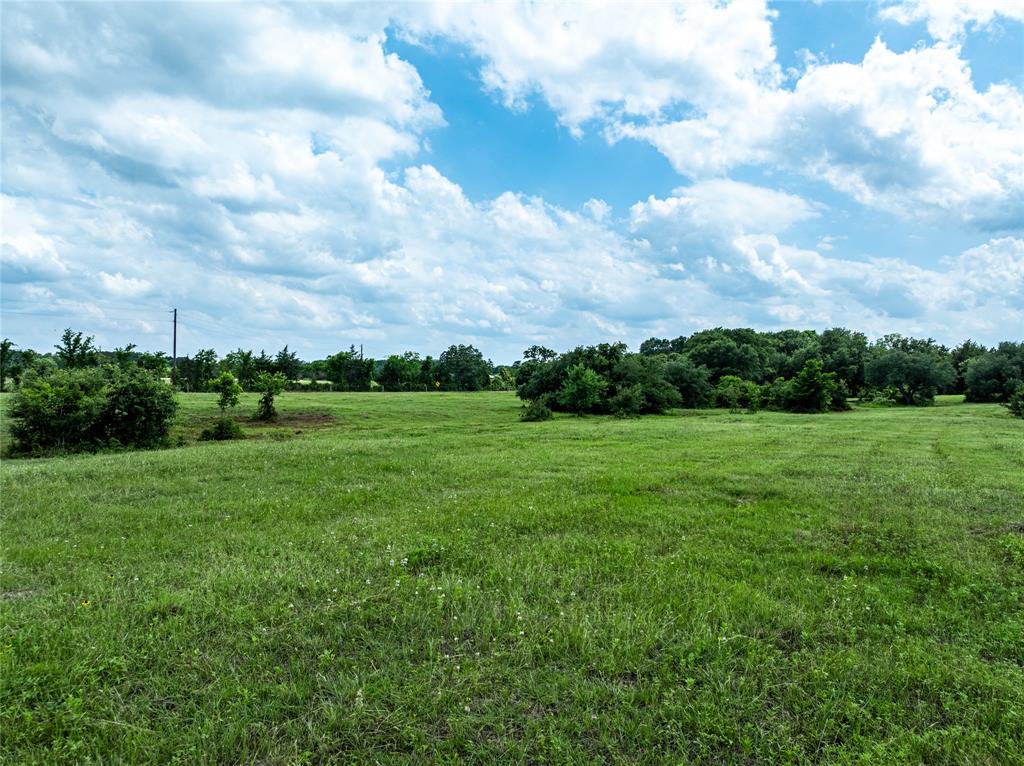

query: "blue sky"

left=2, top=1, right=1022, bottom=362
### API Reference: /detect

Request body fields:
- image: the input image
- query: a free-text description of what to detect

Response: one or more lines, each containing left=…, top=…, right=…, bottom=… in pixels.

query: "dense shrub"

left=608, top=383, right=644, bottom=418
left=1006, top=385, right=1024, bottom=418
left=101, top=366, right=179, bottom=447
left=520, top=397, right=553, bottom=422
left=8, top=366, right=177, bottom=454
left=713, top=376, right=760, bottom=411
left=200, top=418, right=244, bottom=441
left=784, top=359, right=837, bottom=413
left=558, top=364, right=608, bottom=415
left=254, top=371, right=287, bottom=420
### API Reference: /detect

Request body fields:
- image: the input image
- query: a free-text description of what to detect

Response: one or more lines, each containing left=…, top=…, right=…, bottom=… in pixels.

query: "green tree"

left=273, top=346, right=303, bottom=381
left=378, top=352, right=421, bottom=391
left=223, top=349, right=258, bottom=390
left=326, top=346, right=374, bottom=391
left=0, top=338, right=14, bottom=392
left=865, top=350, right=954, bottom=406
left=664, top=357, right=712, bottom=408
left=253, top=372, right=287, bottom=420
left=951, top=339, right=987, bottom=393
left=437, top=344, right=490, bottom=391
left=208, top=371, right=242, bottom=415
left=55, top=328, right=98, bottom=369
left=557, top=364, right=607, bottom=415
left=785, top=359, right=837, bottom=413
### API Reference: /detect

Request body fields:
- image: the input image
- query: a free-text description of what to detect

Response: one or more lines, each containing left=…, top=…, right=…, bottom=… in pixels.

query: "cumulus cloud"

left=1, top=2, right=1021, bottom=359
left=879, top=0, right=1024, bottom=42
left=402, top=3, right=1023, bottom=226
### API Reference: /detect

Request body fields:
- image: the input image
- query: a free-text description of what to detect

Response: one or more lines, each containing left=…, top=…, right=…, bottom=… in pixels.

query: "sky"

left=1, top=1, right=1023, bottom=363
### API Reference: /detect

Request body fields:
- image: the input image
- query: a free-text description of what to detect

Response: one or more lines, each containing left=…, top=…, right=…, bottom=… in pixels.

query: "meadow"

left=1, top=392, right=1022, bottom=764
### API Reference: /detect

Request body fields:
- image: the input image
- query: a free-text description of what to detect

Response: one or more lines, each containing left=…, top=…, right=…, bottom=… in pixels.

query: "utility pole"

left=171, top=308, right=177, bottom=379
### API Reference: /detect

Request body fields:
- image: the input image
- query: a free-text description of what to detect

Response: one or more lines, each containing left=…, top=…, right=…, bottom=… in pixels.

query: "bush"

left=520, top=397, right=553, bottom=422
left=253, top=372, right=287, bottom=420
left=1006, top=385, right=1024, bottom=418
left=200, top=418, right=244, bottom=441
left=865, top=350, right=954, bottom=406
left=558, top=364, right=608, bottom=415
left=608, top=383, right=643, bottom=418
left=8, top=366, right=177, bottom=454
left=785, top=359, right=836, bottom=413
left=101, top=366, right=179, bottom=447
left=713, top=376, right=760, bottom=411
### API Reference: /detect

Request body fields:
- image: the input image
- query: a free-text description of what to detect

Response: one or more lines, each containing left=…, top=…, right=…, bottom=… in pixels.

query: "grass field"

left=1, top=392, right=1022, bottom=764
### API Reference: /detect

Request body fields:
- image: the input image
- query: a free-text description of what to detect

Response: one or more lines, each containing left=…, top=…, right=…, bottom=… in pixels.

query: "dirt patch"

left=251, top=412, right=337, bottom=428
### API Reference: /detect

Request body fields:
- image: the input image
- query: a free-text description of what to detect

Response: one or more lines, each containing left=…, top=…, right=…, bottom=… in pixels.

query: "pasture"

left=1, top=393, right=1022, bottom=764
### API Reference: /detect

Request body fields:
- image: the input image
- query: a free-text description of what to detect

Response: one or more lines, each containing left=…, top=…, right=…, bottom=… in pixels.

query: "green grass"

left=1, top=393, right=1022, bottom=764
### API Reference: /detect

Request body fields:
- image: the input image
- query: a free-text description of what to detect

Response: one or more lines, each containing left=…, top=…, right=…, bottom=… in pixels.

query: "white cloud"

left=98, top=272, right=153, bottom=298
left=879, top=0, right=1024, bottom=42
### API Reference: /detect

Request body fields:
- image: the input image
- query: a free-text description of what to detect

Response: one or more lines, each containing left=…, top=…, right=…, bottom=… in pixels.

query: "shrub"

left=965, top=348, right=1024, bottom=402
left=608, top=383, right=644, bottom=418
left=785, top=359, right=836, bottom=413
left=1006, top=385, right=1024, bottom=418
left=713, top=376, right=760, bottom=412
left=520, top=397, right=553, bottom=422
left=8, top=366, right=177, bottom=454
left=253, top=371, right=287, bottom=420
left=558, top=364, right=607, bottom=415
left=101, top=366, right=179, bottom=447
left=200, top=418, right=244, bottom=441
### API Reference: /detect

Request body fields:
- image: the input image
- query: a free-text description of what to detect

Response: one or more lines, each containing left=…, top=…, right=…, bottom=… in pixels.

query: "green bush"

left=608, top=383, right=644, bottom=418
left=200, top=418, right=244, bottom=441
left=253, top=371, right=287, bottom=420
left=713, top=376, right=760, bottom=412
left=8, top=366, right=177, bottom=454
left=1006, top=384, right=1024, bottom=418
left=101, top=366, right=179, bottom=447
left=520, top=397, right=553, bottom=422
left=558, top=364, right=608, bottom=415
left=785, top=359, right=836, bottom=413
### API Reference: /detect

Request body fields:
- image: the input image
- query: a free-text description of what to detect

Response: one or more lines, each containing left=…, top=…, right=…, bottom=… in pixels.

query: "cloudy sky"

left=2, top=1, right=1022, bottom=362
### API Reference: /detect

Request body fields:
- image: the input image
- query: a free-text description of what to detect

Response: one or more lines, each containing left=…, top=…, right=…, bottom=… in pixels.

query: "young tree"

left=209, top=371, right=242, bottom=415
left=785, top=359, right=837, bottom=413
left=253, top=372, right=287, bottom=420
left=55, top=328, right=98, bottom=369
left=558, top=364, right=607, bottom=415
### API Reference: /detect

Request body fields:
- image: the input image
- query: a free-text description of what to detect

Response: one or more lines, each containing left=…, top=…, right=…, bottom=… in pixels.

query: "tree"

left=865, top=350, right=954, bottom=406
left=55, top=328, right=98, bottom=369
left=437, top=344, right=490, bottom=391
left=1006, top=384, right=1024, bottom=418
left=683, top=333, right=761, bottom=382
left=663, top=357, right=712, bottom=408
left=223, top=349, right=258, bottom=390
left=558, top=364, right=607, bottom=415
left=713, top=376, right=760, bottom=411
left=820, top=327, right=868, bottom=394
left=112, top=344, right=138, bottom=370
left=951, top=340, right=987, bottom=393
left=784, top=359, right=837, bottom=413
left=253, top=372, right=287, bottom=420
left=273, top=345, right=303, bottom=381
left=175, top=349, right=219, bottom=392
left=0, top=338, right=14, bottom=392
left=326, top=346, right=373, bottom=391
left=378, top=352, right=421, bottom=391
left=208, top=371, right=242, bottom=415
left=964, top=344, right=1024, bottom=402
left=639, top=338, right=672, bottom=356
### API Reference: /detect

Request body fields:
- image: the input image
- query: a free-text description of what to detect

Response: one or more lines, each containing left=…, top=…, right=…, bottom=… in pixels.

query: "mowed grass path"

left=1, top=393, right=1022, bottom=764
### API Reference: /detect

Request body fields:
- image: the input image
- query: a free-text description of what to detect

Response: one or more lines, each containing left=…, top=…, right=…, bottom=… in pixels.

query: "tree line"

left=513, top=328, right=1023, bottom=418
